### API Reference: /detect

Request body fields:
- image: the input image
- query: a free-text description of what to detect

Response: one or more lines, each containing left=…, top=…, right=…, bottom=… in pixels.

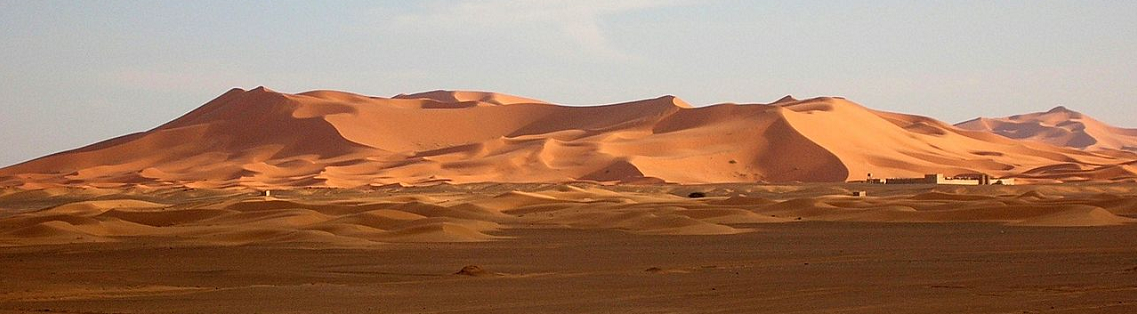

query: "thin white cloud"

left=379, top=0, right=692, bottom=61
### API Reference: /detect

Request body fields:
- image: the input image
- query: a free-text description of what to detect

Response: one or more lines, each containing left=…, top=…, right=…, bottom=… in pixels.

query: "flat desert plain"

left=2, top=183, right=1137, bottom=313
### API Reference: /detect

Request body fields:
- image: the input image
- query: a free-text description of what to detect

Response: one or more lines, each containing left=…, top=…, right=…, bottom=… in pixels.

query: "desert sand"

left=3, top=88, right=1137, bottom=313
left=2, top=88, right=1136, bottom=190
left=1, top=183, right=1137, bottom=313
left=3, top=183, right=1137, bottom=247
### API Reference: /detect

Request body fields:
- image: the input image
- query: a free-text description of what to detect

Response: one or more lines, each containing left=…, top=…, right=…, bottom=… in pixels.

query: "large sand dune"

left=957, top=106, right=1137, bottom=153
left=2, top=87, right=1135, bottom=189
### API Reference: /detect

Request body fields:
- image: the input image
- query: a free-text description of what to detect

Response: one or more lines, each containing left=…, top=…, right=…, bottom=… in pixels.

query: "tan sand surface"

left=1, top=217, right=1135, bottom=313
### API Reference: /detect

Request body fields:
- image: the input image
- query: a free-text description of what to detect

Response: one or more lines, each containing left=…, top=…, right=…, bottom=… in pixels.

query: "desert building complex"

left=864, top=174, right=1015, bottom=185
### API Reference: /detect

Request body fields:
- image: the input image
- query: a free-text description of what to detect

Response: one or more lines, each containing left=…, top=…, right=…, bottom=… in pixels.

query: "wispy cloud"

left=377, top=0, right=692, bottom=61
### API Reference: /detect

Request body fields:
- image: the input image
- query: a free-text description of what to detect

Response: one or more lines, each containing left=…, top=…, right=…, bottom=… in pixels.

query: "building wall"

left=874, top=174, right=1012, bottom=185
left=934, top=178, right=980, bottom=185
left=883, top=177, right=935, bottom=184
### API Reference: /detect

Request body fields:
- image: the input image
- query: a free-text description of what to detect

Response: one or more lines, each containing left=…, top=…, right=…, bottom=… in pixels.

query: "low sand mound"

left=325, top=209, right=429, bottom=229
left=186, top=229, right=374, bottom=246
left=381, top=222, right=496, bottom=242
left=41, top=200, right=169, bottom=216
left=0, top=184, right=1135, bottom=246
left=611, top=214, right=744, bottom=235
left=465, top=191, right=564, bottom=212
left=1, top=214, right=160, bottom=246
left=97, top=209, right=231, bottom=227
left=911, top=192, right=995, bottom=201
left=3, top=222, right=113, bottom=245
left=709, top=196, right=779, bottom=206
left=1009, top=206, right=1135, bottom=227
left=674, top=208, right=789, bottom=224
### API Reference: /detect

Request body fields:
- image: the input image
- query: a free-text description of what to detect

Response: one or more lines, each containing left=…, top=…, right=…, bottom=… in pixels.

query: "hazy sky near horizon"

left=1, top=1, right=1135, bottom=167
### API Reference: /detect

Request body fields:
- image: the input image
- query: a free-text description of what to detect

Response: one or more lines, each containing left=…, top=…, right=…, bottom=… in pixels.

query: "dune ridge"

left=1, top=87, right=1135, bottom=189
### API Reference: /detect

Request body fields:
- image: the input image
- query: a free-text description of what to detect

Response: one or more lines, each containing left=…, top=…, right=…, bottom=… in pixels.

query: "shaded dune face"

left=1, top=88, right=1135, bottom=189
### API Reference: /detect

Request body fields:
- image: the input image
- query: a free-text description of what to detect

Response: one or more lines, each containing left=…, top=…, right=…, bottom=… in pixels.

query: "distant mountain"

left=1, top=88, right=1134, bottom=189
left=956, top=106, right=1137, bottom=152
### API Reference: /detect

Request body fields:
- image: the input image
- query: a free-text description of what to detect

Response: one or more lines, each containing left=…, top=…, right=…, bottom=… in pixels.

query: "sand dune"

left=1, top=87, right=1135, bottom=189
left=0, top=183, right=1133, bottom=247
left=957, top=106, right=1137, bottom=153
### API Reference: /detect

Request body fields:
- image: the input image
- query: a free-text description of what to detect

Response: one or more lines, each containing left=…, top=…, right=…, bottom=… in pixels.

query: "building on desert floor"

left=862, top=174, right=1015, bottom=186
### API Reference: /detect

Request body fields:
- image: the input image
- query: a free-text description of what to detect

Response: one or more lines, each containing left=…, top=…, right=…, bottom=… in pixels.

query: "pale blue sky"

left=2, top=1, right=1135, bottom=167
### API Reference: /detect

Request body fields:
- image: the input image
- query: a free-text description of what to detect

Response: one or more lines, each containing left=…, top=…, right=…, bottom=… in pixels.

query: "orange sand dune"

left=957, top=106, right=1137, bottom=153
left=1, top=87, right=1134, bottom=189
